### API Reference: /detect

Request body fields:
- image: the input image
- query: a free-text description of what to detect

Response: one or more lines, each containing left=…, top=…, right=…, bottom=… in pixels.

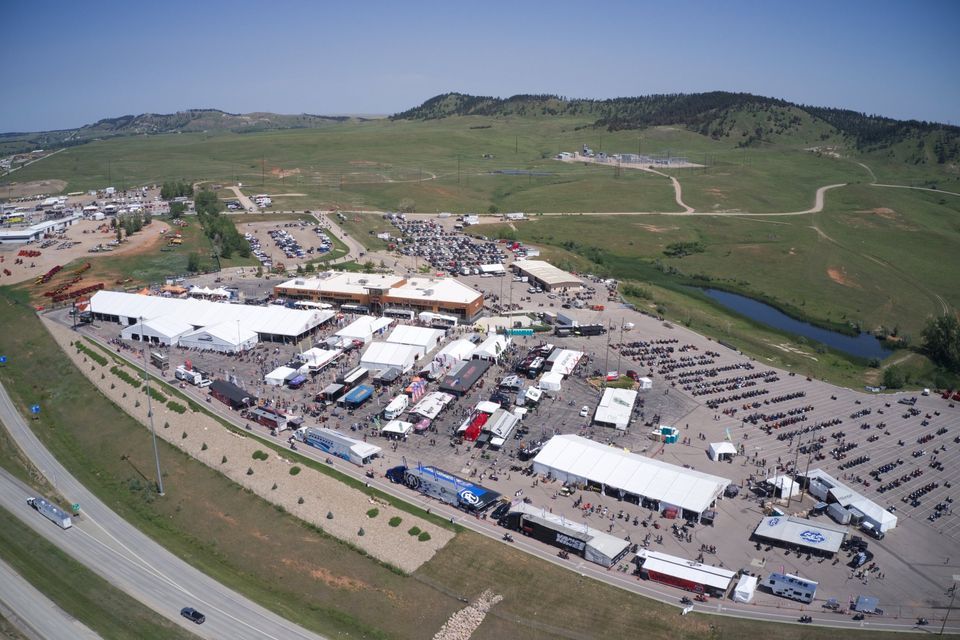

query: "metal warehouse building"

left=512, top=259, right=583, bottom=291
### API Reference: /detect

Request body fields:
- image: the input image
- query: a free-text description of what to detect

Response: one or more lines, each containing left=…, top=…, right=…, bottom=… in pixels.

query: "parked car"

left=579, top=406, right=590, bottom=418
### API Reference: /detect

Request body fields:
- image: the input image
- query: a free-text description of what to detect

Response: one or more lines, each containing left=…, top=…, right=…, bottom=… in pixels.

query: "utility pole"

left=139, top=317, right=164, bottom=496
left=262, top=157, right=265, bottom=187
left=941, top=578, right=958, bottom=636
left=457, top=155, right=461, bottom=185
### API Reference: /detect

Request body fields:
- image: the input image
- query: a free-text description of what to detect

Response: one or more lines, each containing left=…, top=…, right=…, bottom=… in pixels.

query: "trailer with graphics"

left=502, top=502, right=629, bottom=567
left=386, top=464, right=501, bottom=512
left=27, top=496, right=73, bottom=529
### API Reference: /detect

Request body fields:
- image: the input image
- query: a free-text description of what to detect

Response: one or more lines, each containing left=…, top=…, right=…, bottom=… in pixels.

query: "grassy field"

left=329, top=211, right=395, bottom=250
left=0, top=288, right=911, bottom=639
left=0, top=506, right=198, bottom=640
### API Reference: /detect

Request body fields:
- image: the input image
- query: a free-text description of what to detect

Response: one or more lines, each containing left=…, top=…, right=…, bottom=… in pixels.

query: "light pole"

left=941, top=576, right=959, bottom=635
left=139, top=316, right=165, bottom=496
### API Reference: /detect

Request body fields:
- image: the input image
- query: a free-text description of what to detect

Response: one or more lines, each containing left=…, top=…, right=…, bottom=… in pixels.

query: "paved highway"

left=0, top=382, right=327, bottom=640
left=0, top=556, right=101, bottom=640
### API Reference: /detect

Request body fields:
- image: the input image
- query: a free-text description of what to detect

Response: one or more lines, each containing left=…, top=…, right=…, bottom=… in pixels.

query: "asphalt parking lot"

left=71, top=266, right=960, bottom=622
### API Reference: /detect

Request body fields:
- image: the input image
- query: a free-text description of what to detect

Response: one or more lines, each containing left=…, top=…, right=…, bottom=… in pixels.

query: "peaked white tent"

left=538, top=371, right=564, bottom=391
left=733, top=575, right=758, bottom=603
left=387, top=325, right=444, bottom=356
left=360, top=342, right=419, bottom=373
left=708, top=442, right=738, bottom=461
left=265, top=366, right=297, bottom=386
left=179, top=322, right=258, bottom=353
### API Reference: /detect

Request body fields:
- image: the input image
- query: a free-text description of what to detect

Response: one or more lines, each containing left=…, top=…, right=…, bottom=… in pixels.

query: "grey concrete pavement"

left=0, top=382, right=327, bottom=640
left=0, top=556, right=101, bottom=640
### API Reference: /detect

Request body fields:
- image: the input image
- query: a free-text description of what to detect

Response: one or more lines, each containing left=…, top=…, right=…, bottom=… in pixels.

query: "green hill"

left=392, top=92, right=960, bottom=165
left=0, top=109, right=368, bottom=155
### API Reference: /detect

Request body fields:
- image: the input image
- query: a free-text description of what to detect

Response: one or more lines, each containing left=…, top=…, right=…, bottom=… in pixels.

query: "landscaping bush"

left=289, top=466, right=301, bottom=476
left=167, top=402, right=187, bottom=414
left=417, top=531, right=431, bottom=542
left=388, top=516, right=402, bottom=527
left=146, top=387, right=167, bottom=403
left=366, top=508, right=379, bottom=518
left=252, top=450, right=269, bottom=461
left=110, top=366, right=142, bottom=389
left=407, top=526, right=421, bottom=537
left=246, top=467, right=254, bottom=476
left=76, top=342, right=108, bottom=366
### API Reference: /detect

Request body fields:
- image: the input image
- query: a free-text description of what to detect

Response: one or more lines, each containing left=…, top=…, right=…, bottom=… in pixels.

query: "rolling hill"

left=0, top=109, right=369, bottom=155
left=392, top=92, right=960, bottom=166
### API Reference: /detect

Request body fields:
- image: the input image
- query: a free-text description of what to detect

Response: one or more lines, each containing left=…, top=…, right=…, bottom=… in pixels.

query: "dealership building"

left=274, top=272, right=484, bottom=321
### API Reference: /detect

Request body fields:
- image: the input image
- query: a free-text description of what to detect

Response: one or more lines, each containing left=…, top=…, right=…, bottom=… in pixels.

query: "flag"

left=725, top=428, right=732, bottom=441
left=681, top=605, right=694, bottom=616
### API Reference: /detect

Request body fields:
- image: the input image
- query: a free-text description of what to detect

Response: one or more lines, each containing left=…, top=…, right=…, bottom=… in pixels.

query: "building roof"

left=183, top=321, right=257, bottom=346
left=387, top=325, right=445, bottom=348
left=513, top=259, right=583, bottom=287
left=752, top=515, right=846, bottom=553
left=276, top=271, right=482, bottom=305
left=594, top=388, right=637, bottom=429
left=91, top=290, right=331, bottom=338
left=533, top=434, right=730, bottom=514
left=637, top=549, right=736, bottom=590
left=209, top=379, right=256, bottom=405
left=125, top=315, right=194, bottom=340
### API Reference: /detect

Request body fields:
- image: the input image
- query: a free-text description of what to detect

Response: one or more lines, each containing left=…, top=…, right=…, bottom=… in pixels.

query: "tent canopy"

left=538, top=371, right=563, bottom=391
left=733, top=575, right=758, bottom=603
left=708, top=442, right=738, bottom=461
left=265, top=366, right=297, bottom=386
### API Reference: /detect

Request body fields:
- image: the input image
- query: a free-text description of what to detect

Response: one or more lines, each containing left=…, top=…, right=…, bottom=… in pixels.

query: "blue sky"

left=3, top=0, right=958, bottom=131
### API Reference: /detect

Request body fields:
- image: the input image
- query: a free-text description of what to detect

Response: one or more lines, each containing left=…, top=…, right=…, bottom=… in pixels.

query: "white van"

left=383, top=394, right=409, bottom=420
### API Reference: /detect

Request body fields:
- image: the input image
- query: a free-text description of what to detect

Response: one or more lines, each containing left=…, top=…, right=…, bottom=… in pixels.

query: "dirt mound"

left=270, top=167, right=301, bottom=179
left=827, top=266, right=861, bottom=288
left=2, top=179, right=68, bottom=198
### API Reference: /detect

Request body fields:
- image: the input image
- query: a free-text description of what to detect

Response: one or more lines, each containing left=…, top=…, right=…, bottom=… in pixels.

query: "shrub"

left=221, top=455, right=227, bottom=464
left=246, top=467, right=254, bottom=476
left=110, top=366, right=142, bottom=389
left=167, top=402, right=187, bottom=414
left=201, top=443, right=208, bottom=451
left=358, top=527, right=365, bottom=537
left=366, top=508, right=379, bottom=518
left=271, top=483, right=277, bottom=490
left=76, top=342, right=108, bottom=366
left=289, top=466, right=301, bottom=476
left=163, top=421, right=169, bottom=429
left=418, top=531, right=432, bottom=542
left=389, top=516, right=402, bottom=527
left=408, top=526, right=421, bottom=537
left=252, top=450, right=269, bottom=461
left=147, top=387, right=167, bottom=403
left=181, top=431, right=188, bottom=439
left=298, top=496, right=305, bottom=505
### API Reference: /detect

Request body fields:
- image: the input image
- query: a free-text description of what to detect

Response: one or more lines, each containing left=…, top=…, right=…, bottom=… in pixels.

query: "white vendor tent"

left=179, top=322, right=258, bottom=354
left=360, top=342, right=420, bottom=374
left=335, top=316, right=393, bottom=344
left=300, top=347, right=341, bottom=372
left=381, top=420, right=414, bottom=437
left=708, top=442, right=738, bottom=462
left=471, top=334, right=510, bottom=361
left=533, top=434, right=730, bottom=517
left=593, top=388, right=638, bottom=430
left=265, top=366, right=297, bottom=386
left=549, top=349, right=583, bottom=376
left=434, top=339, right=475, bottom=366
left=410, top=392, right=454, bottom=420
left=538, top=371, right=564, bottom=391
left=733, top=575, right=758, bottom=603
left=765, top=475, right=800, bottom=499
left=387, top=325, right=445, bottom=356
left=638, top=377, right=653, bottom=390
left=120, top=316, right=193, bottom=345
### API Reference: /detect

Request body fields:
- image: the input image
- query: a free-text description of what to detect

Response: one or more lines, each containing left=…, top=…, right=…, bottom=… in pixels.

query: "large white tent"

left=300, top=347, right=341, bottom=372
left=410, top=392, right=454, bottom=420
left=120, top=316, right=193, bottom=345
left=433, top=339, right=475, bottom=366
left=265, top=366, right=297, bottom=386
left=593, top=388, right=638, bottom=430
left=381, top=420, right=414, bottom=437
left=471, top=334, right=510, bottom=361
left=179, top=322, right=258, bottom=353
left=90, top=290, right=332, bottom=344
left=360, top=341, right=419, bottom=373
left=335, top=316, right=393, bottom=344
left=549, top=349, right=583, bottom=376
left=538, top=371, right=564, bottom=391
left=387, top=325, right=444, bottom=357
left=533, top=434, right=730, bottom=517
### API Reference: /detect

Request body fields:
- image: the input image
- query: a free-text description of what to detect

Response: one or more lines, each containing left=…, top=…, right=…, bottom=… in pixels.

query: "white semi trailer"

left=27, top=496, right=72, bottom=529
